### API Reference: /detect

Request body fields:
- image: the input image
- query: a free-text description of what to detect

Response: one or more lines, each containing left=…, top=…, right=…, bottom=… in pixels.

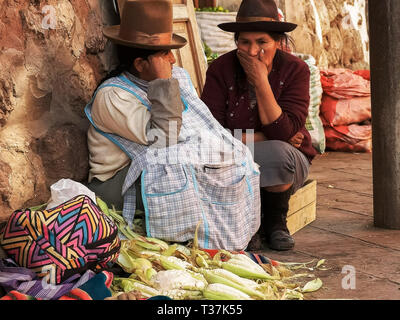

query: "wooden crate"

left=287, top=179, right=317, bottom=235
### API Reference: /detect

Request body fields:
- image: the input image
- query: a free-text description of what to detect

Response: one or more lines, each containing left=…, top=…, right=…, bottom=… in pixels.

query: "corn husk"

left=302, top=278, right=323, bottom=293
left=100, top=198, right=325, bottom=300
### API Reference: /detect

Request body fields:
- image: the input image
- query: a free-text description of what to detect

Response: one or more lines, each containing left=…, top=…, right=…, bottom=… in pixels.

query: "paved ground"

left=2, top=151, right=399, bottom=300
left=257, top=151, right=400, bottom=300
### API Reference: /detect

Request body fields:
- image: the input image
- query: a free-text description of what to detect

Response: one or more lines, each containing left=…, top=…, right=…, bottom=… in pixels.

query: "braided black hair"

left=97, top=45, right=161, bottom=89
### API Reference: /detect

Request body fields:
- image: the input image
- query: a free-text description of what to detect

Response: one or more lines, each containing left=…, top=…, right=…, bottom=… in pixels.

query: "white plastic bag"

left=46, top=179, right=96, bottom=209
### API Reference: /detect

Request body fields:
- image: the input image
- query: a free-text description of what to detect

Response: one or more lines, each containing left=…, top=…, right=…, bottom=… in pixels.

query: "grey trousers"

left=86, top=166, right=144, bottom=211
left=86, top=140, right=310, bottom=210
left=253, top=140, right=310, bottom=194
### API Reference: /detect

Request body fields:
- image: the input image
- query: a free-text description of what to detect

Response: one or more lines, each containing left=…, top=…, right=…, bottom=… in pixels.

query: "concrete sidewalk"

left=258, top=151, right=400, bottom=300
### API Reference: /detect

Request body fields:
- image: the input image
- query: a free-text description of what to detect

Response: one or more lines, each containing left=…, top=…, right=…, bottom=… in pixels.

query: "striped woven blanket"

left=0, top=258, right=113, bottom=300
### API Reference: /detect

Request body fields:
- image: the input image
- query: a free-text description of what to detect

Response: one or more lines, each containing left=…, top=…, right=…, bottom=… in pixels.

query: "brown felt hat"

left=218, top=0, right=297, bottom=33
left=103, top=0, right=187, bottom=50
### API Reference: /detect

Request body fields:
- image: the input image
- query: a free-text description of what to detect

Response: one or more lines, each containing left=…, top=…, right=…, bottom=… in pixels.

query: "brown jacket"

left=201, top=49, right=317, bottom=163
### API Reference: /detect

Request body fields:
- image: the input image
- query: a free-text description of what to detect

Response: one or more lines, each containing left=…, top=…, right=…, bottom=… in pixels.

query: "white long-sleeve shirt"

left=87, top=73, right=183, bottom=182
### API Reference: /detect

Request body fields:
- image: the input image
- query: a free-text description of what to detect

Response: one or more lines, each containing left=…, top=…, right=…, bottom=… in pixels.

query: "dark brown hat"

left=218, top=0, right=297, bottom=33
left=103, top=0, right=187, bottom=50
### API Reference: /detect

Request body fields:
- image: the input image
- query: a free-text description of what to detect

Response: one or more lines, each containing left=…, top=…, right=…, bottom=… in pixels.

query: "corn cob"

left=200, top=268, right=266, bottom=299
left=220, top=253, right=280, bottom=280
left=162, top=289, right=203, bottom=300
left=203, top=283, right=253, bottom=300
left=125, top=241, right=162, bottom=259
left=152, top=270, right=206, bottom=291
left=186, top=269, right=208, bottom=284
left=144, top=237, right=169, bottom=251
left=113, top=277, right=160, bottom=298
left=117, top=249, right=138, bottom=273
left=221, top=261, right=280, bottom=280
left=176, top=244, right=191, bottom=257
left=229, top=253, right=269, bottom=273
left=158, top=255, right=193, bottom=270
left=117, top=250, right=157, bottom=283
left=134, top=258, right=158, bottom=282
left=195, top=253, right=209, bottom=268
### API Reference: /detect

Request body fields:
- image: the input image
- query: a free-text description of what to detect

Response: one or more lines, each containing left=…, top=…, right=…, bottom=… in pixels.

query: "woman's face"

left=236, top=32, right=279, bottom=70
left=133, top=50, right=176, bottom=81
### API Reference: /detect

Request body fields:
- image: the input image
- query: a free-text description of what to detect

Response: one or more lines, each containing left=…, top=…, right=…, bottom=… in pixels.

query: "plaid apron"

left=85, top=67, right=261, bottom=250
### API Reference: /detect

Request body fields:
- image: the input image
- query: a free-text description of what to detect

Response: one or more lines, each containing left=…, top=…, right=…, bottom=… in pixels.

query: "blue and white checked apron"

left=85, top=67, right=261, bottom=250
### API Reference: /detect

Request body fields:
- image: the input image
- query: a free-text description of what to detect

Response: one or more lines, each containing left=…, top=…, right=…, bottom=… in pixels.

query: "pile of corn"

left=97, top=197, right=325, bottom=300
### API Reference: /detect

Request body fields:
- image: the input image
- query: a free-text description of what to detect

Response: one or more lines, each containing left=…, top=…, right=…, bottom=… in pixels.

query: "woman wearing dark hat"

left=86, top=0, right=187, bottom=211
left=85, top=0, right=261, bottom=251
left=201, top=0, right=317, bottom=251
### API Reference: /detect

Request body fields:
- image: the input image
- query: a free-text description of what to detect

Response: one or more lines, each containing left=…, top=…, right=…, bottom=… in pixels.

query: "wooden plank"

left=287, top=201, right=316, bottom=235
left=172, top=0, right=207, bottom=96
left=286, top=179, right=317, bottom=234
left=288, top=179, right=316, bottom=217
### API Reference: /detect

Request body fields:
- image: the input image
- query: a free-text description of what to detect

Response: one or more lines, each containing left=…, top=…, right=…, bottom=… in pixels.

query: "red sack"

left=320, top=94, right=371, bottom=126
left=324, top=124, right=372, bottom=153
left=353, top=70, right=370, bottom=81
left=320, top=69, right=370, bottom=99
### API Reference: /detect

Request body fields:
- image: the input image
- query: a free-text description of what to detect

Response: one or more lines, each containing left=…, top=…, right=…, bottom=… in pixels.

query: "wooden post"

left=369, top=1, right=400, bottom=229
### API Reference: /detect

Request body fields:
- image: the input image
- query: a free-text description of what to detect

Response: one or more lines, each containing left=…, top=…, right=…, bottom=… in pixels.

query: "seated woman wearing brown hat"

left=85, top=0, right=261, bottom=251
left=201, top=0, right=317, bottom=251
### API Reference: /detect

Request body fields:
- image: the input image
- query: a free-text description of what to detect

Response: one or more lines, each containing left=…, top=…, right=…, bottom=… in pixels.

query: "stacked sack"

left=294, top=53, right=325, bottom=154
left=319, top=68, right=372, bottom=153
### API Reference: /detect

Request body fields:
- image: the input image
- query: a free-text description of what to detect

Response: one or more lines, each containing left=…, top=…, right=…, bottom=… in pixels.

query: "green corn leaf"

left=201, top=269, right=266, bottom=299
left=96, top=197, right=110, bottom=215
left=29, top=203, right=48, bottom=211
left=203, top=283, right=253, bottom=300
left=316, top=259, right=326, bottom=268
left=302, top=278, right=323, bottom=293
left=162, top=243, right=178, bottom=256
left=222, top=262, right=280, bottom=280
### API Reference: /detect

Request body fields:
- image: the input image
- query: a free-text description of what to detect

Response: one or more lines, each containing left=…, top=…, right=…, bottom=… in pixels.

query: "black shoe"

left=268, top=229, right=295, bottom=251
left=261, top=186, right=295, bottom=251
left=246, top=232, right=266, bottom=251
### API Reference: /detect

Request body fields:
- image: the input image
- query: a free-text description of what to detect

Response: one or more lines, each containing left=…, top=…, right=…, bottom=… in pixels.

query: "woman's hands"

left=145, top=51, right=173, bottom=79
left=236, top=49, right=271, bottom=87
left=134, top=50, right=175, bottom=81
left=241, top=131, right=267, bottom=144
left=288, top=132, right=304, bottom=148
left=241, top=131, right=304, bottom=149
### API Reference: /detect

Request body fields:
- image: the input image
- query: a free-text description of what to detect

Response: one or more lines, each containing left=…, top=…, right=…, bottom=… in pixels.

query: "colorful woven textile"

left=0, top=259, right=113, bottom=300
left=0, top=258, right=96, bottom=299
left=0, top=195, right=120, bottom=284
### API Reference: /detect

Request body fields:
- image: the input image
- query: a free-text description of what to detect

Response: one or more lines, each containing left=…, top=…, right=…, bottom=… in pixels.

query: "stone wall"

left=215, top=0, right=369, bottom=70
left=0, top=0, right=369, bottom=222
left=280, top=0, right=369, bottom=69
left=0, top=0, right=119, bottom=221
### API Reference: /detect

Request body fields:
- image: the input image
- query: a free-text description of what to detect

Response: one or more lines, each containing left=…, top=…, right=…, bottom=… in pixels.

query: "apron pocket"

left=195, top=165, right=248, bottom=205
left=143, top=164, right=188, bottom=196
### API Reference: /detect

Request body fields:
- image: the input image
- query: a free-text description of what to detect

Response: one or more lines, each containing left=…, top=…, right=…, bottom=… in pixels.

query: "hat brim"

left=218, top=21, right=297, bottom=33
left=103, top=25, right=187, bottom=50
